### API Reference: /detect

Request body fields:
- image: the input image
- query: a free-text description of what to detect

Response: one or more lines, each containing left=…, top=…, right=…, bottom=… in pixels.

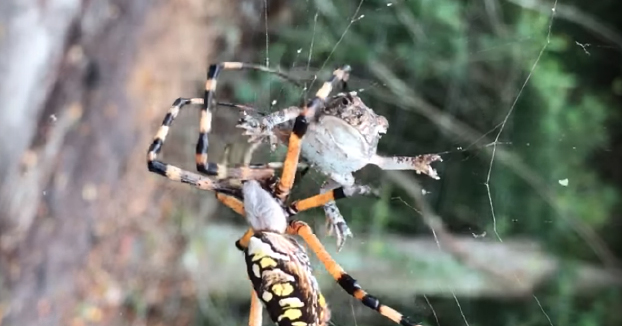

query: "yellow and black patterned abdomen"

left=244, top=232, right=331, bottom=326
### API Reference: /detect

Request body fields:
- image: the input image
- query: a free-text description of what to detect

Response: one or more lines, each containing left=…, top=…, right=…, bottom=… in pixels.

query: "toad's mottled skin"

left=298, top=93, right=388, bottom=184
left=237, top=92, right=441, bottom=250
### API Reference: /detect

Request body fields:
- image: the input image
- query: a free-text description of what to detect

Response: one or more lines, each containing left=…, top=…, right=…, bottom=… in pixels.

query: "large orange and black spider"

left=147, top=63, right=423, bottom=326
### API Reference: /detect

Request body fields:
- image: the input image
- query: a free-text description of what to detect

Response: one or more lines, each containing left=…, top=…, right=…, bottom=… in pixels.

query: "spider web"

left=235, top=0, right=619, bottom=325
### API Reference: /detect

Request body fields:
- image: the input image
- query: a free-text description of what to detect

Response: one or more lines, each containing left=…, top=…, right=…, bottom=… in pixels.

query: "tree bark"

left=0, top=0, right=243, bottom=324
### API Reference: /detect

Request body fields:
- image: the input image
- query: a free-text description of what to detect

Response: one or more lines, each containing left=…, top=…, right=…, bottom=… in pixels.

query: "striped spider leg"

left=146, top=62, right=305, bottom=189
left=229, top=179, right=422, bottom=326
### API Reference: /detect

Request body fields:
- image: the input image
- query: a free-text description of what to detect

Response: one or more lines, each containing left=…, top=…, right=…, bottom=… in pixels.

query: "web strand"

left=485, top=1, right=559, bottom=325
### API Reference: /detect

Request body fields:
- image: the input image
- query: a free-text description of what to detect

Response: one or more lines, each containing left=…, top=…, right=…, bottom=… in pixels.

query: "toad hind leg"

left=321, top=178, right=379, bottom=251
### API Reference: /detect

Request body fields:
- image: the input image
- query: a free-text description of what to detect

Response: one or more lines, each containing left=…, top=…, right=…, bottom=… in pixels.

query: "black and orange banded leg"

left=214, top=194, right=260, bottom=249
left=148, top=98, right=202, bottom=176
left=287, top=184, right=376, bottom=215
left=286, top=220, right=423, bottom=326
left=215, top=192, right=246, bottom=217
left=199, top=62, right=302, bottom=177
left=276, top=65, right=352, bottom=201
left=215, top=182, right=361, bottom=223
left=147, top=97, right=275, bottom=184
left=234, top=227, right=256, bottom=251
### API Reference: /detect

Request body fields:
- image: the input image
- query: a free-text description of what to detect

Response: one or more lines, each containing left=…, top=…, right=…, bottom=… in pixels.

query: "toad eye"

left=340, top=96, right=351, bottom=106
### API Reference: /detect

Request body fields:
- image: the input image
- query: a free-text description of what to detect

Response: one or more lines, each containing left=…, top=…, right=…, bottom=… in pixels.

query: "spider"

left=235, top=89, right=442, bottom=250
left=146, top=62, right=423, bottom=326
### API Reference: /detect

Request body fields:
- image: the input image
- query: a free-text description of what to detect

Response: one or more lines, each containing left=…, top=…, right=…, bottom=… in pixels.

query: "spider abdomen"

left=245, top=233, right=331, bottom=326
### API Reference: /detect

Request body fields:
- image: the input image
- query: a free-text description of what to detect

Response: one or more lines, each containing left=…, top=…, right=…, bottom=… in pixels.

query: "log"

left=189, top=223, right=622, bottom=300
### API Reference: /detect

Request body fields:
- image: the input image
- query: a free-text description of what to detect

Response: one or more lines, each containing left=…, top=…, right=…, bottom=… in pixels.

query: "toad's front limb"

left=237, top=106, right=301, bottom=149
left=370, top=153, right=443, bottom=180
left=320, top=177, right=379, bottom=251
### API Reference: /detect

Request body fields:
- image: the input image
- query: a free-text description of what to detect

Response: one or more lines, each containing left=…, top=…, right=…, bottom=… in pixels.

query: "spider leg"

left=249, top=288, right=263, bottom=326
left=240, top=133, right=309, bottom=173
left=149, top=62, right=302, bottom=183
left=286, top=220, right=422, bottom=326
left=216, top=193, right=246, bottom=216
left=235, top=227, right=256, bottom=250
left=227, top=175, right=364, bottom=251
left=147, top=97, right=275, bottom=182
left=243, top=142, right=262, bottom=166
left=198, top=62, right=300, bottom=177
left=222, top=143, right=233, bottom=167
left=370, top=154, right=443, bottom=180
left=239, top=133, right=310, bottom=171
left=276, top=65, right=352, bottom=201
left=288, top=183, right=376, bottom=214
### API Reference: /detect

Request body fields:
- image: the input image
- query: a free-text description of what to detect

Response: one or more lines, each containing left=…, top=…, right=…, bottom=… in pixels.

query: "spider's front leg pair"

left=146, top=62, right=305, bottom=192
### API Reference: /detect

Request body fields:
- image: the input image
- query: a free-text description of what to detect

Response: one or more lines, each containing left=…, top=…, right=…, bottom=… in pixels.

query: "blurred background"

left=1, top=0, right=621, bottom=325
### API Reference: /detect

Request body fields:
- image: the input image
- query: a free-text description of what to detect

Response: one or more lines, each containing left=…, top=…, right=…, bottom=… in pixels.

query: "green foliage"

left=220, top=0, right=621, bottom=325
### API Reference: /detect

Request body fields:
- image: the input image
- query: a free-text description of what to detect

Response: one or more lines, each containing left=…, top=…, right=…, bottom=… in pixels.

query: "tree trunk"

left=0, top=0, right=245, bottom=324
